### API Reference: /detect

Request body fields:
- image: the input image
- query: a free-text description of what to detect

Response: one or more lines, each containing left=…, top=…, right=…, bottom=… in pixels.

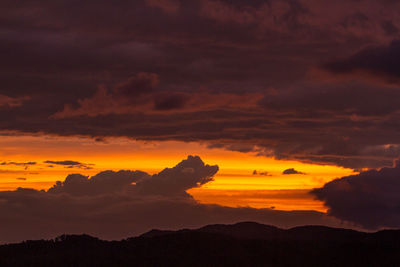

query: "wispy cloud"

left=43, top=160, right=94, bottom=170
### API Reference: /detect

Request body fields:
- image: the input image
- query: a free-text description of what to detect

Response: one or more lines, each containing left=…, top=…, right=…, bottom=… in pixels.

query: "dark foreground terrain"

left=1, top=222, right=400, bottom=266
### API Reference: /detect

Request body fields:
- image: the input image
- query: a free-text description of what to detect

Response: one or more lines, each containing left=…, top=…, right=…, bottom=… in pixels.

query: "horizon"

left=0, top=220, right=388, bottom=245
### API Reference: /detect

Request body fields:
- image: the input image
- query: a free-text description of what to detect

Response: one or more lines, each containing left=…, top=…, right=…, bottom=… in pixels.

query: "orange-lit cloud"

left=0, top=134, right=354, bottom=211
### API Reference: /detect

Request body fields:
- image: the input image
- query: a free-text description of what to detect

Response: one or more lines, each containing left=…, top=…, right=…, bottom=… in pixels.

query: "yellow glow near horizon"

left=0, top=134, right=355, bottom=211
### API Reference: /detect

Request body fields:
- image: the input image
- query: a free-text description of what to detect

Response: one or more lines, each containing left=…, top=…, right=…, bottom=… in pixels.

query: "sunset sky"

left=1, top=0, right=400, bottom=243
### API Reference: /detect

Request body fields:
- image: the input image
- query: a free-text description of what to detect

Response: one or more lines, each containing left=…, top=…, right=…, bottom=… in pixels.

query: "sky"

left=1, top=0, right=400, bottom=243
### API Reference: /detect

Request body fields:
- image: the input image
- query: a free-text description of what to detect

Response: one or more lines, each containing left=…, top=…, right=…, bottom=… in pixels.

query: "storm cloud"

left=2, top=0, right=400, bottom=169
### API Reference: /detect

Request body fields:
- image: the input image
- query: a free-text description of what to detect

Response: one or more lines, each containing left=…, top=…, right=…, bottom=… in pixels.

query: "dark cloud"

left=381, top=20, right=399, bottom=35
left=135, top=155, right=218, bottom=197
left=311, top=160, right=400, bottom=229
left=259, top=82, right=400, bottom=116
left=44, top=156, right=215, bottom=197
left=112, top=72, right=159, bottom=99
left=252, top=170, right=271, bottom=176
left=0, top=162, right=36, bottom=166
left=0, top=161, right=36, bottom=166
left=43, top=160, right=94, bottom=169
left=282, top=168, right=305, bottom=175
left=44, top=161, right=83, bottom=166
left=0, top=156, right=348, bottom=243
left=53, top=75, right=262, bottom=117
left=1, top=0, right=400, bottom=169
left=47, top=155, right=217, bottom=197
left=48, top=171, right=149, bottom=196
left=153, top=93, right=189, bottom=110
left=323, top=40, right=400, bottom=83
left=146, top=0, right=181, bottom=14
left=0, top=95, right=29, bottom=107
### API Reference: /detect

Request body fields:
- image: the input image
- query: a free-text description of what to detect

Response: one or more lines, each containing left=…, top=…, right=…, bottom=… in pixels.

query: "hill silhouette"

left=1, top=222, right=400, bottom=266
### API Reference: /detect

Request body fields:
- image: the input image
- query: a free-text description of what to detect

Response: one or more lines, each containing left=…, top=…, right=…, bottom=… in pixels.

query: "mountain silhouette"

left=1, top=222, right=400, bottom=266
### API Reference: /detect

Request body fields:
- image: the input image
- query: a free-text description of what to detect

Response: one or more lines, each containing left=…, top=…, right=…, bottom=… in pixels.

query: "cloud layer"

left=0, top=156, right=346, bottom=243
left=2, top=0, right=400, bottom=168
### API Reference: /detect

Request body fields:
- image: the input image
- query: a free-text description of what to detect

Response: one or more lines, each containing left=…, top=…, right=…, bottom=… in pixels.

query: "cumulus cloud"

left=46, top=156, right=217, bottom=197
left=282, top=168, right=305, bottom=175
left=0, top=156, right=348, bottom=243
left=134, top=155, right=218, bottom=197
left=47, top=170, right=149, bottom=196
left=311, top=160, right=400, bottom=229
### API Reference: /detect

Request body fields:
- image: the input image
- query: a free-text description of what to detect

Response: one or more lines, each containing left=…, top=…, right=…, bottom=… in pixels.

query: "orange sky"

left=0, top=133, right=355, bottom=212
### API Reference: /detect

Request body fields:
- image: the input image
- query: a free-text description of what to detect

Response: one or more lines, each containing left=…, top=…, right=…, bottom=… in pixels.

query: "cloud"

left=0, top=161, right=36, bottom=166
left=48, top=170, right=149, bottom=196
left=134, top=155, right=218, bottom=197
left=113, top=72, right=159, bottom=98
left=44, top=160, right=83, bottom=166
left=53, top=73, right=160, bottom=118
left=0, top=95, right=29, bottom=108
left=381, top=20, right=399, bottom=36
left=146, top=0, right=180, bottom=14
left=252, top=170, right=271, bottom=176
left=282, top=168, right=305, bottom=175
left=43, top=160, right=94, bottom=169
left=2, top=0, right=400, bottom=170
left=323, top=40, right=400, bottom=84
left=153, top=93, right=189, bottom=110
left=0, top=161, right=35, bottom=170
left=0, top=156, right=348, bottom=243
left=53, top=74, right=263, bottom=118
left=311, top=160, right=400, bottom=229
left=43, top=76, right=400, bottom=170
left=46, top=156, right=217, bottom=198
